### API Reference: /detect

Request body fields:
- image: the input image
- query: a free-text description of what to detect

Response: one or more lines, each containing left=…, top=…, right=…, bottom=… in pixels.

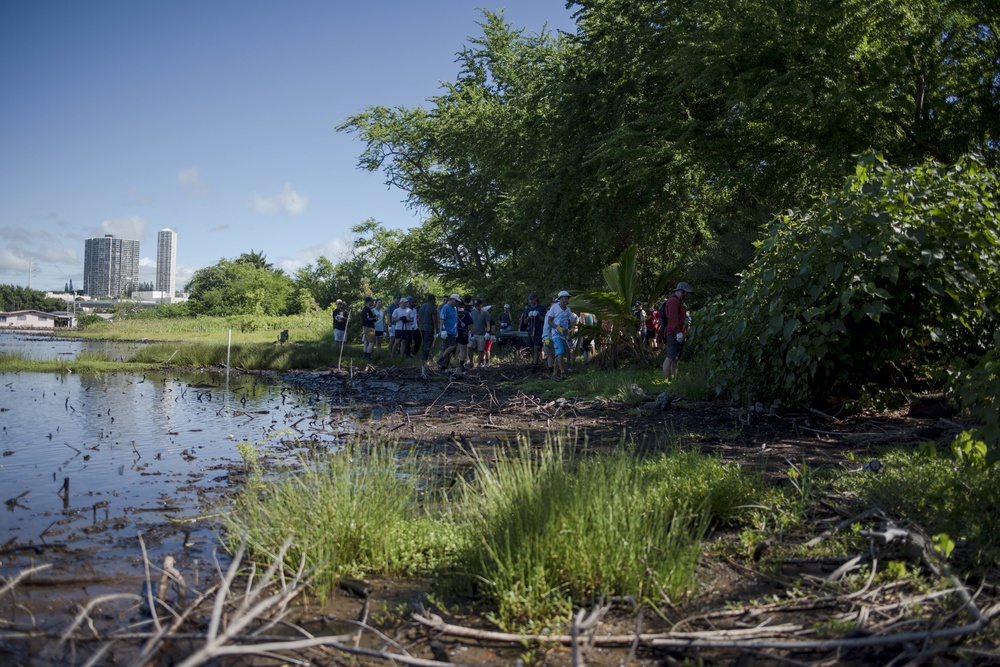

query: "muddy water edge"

left=0, top=366, right=363, bottom=636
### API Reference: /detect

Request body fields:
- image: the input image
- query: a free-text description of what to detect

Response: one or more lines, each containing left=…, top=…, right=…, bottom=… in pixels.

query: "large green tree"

left=340, top=2, right=999, bottom=301
left=186, top=257, right=294, bottom=316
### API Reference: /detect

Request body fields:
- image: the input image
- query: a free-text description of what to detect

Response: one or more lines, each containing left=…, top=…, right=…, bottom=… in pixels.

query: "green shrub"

left=701, top=154, right=1000, bottom=405
left=948, top=331, right=1000, bottom=462
left=76, top=313, right=108, bottom=330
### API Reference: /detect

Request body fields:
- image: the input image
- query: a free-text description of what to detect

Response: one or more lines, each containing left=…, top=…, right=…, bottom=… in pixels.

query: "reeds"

left=225, top=431, right=765, bottom=629
left=225, top=441, right=460, bottom=597
left=455, top=436, right=760, bottom=628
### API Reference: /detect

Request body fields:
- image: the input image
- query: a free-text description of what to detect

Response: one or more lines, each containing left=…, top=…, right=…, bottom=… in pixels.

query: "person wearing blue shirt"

left=437, top=294, right=460, bottom=370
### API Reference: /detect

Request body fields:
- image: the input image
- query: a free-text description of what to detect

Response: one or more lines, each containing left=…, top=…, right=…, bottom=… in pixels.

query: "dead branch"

left=0, top=564, right=52, bottom=597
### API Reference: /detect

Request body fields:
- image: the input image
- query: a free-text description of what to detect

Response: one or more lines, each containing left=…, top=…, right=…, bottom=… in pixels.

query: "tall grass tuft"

left=455, top=434, right=760, bottom=630
left=225, top=440, right=461, bottom=596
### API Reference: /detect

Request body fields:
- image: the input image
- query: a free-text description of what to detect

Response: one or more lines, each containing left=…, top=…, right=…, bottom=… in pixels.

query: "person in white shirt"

left=391, top=297, right=415, bottom=357
left=546, top=290, right=574, bottom=381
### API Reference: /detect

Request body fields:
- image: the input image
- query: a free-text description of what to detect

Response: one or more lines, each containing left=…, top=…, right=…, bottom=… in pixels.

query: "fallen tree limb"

left=413, top=612, right=804, bottom=647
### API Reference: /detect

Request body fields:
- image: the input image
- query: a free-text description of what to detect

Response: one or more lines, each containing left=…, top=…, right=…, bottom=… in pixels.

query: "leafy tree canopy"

left=186, top=257, right=294, bottom=317
left=0, top=284, right=65, bottom=312
left=339, top=2, right=999, bottom=300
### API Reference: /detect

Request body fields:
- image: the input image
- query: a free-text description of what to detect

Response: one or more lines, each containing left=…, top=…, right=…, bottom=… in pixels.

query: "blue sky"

left=0, top=0, right=577, bottom=293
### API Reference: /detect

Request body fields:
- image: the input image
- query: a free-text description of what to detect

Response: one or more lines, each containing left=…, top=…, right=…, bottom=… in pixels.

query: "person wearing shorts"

left=392, top=297, right=414, bottom=357
left=469, top=299, right=494, bottom=368
left=332, top=299, right=348, bottom=343
left=662, top=282, right=693, bottom=379
left=387, top=295, right=400, bottom=355
left=546, top=291, right=574, bottom=381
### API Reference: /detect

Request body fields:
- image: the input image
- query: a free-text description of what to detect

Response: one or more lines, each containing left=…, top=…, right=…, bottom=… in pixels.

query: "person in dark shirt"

left=360, top=296, right=377, bottom=360
left=520, top=293, right=546, bottom=369
left=456, top=298, right=475, bottom=373
left=416, top=294, right=439, bottom=362
left=332, top=299, right=348, bottom=343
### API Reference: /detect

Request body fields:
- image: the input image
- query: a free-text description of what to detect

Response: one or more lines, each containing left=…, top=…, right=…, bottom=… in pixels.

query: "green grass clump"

left=225, top=441, right=461, bottom=597
left=455, top=436, right=762, bottom=630
left=131, top=340, right=366, bottom=370
left=834, top=447, right=1000, bottom=562
left=226, top=432, right=766, bottom=629
left=0, top=350, right=157, bottom=374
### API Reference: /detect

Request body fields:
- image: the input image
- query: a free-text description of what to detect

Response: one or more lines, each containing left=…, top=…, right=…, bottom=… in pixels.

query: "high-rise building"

left=83, top=235, right=140, bottom=298
left=156, top=228, right=177, bottom=297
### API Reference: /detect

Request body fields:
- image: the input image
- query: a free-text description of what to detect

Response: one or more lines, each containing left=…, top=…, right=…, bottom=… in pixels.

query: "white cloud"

left=177, top=166, right=208, bottom=195
left=139, top=257, right=156, bottom=268
left=0, top=248, right=30, bottom=272
left=276, top=236, right=352, bottom=275
left=125, top=188, right=154, bottom=206
left=250, top=184, right=308, bottom=216
left=98, top=216, right=147, bottom=241
left=175, top=263, right=197, bottom=290
left=36, top=246, right=77, bottom=263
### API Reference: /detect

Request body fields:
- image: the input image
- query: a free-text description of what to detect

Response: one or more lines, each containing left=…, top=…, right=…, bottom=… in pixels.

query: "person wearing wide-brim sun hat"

left=661, top=282, right=693, bottom=379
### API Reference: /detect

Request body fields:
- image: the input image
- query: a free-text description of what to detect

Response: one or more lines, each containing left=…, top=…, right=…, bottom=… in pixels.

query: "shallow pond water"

left=0, top=329, right=148, bottom=361
left=0, top=368, right=357, bottom=575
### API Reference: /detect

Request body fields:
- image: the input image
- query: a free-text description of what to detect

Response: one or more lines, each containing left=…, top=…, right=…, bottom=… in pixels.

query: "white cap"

left=558, top=290, right=570, bottom=298
left=449, top=293, right=461, bottom=301
left=504, top=304, right=510, bottom=308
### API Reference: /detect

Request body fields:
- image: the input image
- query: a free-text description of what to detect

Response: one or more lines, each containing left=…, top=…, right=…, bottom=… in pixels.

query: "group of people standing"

left=334, top=281, right=694, bottom=380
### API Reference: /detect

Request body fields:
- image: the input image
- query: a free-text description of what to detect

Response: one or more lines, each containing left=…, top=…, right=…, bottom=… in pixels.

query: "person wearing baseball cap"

left=546, top=290, right=575, bottom=381
left=662, top=282, right=693, bottom=378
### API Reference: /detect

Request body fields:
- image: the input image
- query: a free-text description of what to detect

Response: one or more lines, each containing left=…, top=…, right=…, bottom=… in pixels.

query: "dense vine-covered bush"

left=701, top=154, right=1000, bottom=405
left=949, top=332, right=1000, bottom=463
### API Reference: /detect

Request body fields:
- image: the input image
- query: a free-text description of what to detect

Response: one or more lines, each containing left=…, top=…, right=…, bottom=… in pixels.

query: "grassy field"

left=69, top=311, right=333, bottom=343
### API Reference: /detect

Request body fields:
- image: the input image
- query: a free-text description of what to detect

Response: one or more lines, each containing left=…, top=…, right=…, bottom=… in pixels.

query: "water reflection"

left=0, top=369, right=349, bottom=550
left=0, top=330, right=148, bottom=361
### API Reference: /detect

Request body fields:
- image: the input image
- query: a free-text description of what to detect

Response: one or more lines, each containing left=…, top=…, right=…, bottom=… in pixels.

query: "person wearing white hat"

left=546, top=290, right=575, bottom=381
left=332, top=299, right=348, bottom=343
left=662, top=282, right=693, bottom=378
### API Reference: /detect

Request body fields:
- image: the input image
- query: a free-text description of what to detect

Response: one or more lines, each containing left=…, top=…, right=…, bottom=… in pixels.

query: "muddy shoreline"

left=2, top=361, right=990, bottom=665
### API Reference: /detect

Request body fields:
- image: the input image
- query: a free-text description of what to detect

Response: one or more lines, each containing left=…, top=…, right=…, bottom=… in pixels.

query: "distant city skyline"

left=0, top=1, right=578, bottom=293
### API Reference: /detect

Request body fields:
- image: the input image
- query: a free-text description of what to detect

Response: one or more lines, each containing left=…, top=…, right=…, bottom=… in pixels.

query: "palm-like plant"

left=570, top=245, right=680, bottom=368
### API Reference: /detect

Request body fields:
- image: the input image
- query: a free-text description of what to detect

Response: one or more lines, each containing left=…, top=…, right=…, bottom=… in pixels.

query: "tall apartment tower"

left=83, top=235, right=140, bottom=298
left=156, top=228, right=178, bottom=297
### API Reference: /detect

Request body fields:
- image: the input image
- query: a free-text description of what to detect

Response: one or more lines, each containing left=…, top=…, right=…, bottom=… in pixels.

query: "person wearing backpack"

left=661, top=282, right=693, bottom=379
